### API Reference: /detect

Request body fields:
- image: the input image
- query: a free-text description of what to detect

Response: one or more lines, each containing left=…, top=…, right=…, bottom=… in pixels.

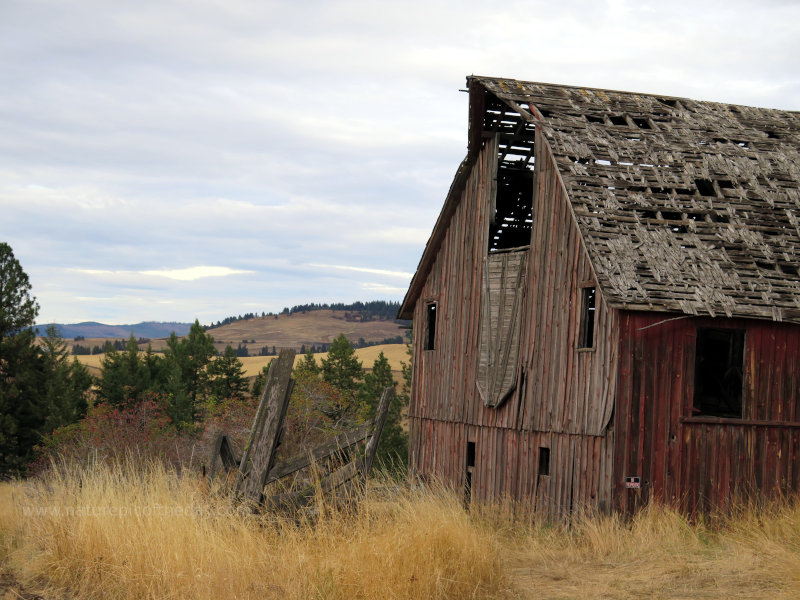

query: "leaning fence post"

left=361, top=386, right=394, bottom=479
left=235, top=349, right=295, bottom=505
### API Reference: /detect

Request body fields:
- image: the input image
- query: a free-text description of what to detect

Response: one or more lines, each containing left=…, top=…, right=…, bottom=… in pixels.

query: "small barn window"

left=489, top=168, right=533, bottom=251
left=465, top=441, right=476, bottom=505
left=424, top=302, right=437, bottom=350
left=578, top=286, right=596, bottom=349
left=538, top=447, right=550, bottom=476
left=693, top=328, right=745, bottom=418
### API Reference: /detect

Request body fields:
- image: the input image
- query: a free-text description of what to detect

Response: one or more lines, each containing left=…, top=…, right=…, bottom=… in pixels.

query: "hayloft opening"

left=483, top=93, right=535, bottom=252
left=693, top=328, right=745, bottom=418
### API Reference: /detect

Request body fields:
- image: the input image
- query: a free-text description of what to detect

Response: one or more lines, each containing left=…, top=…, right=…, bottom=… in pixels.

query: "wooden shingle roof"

left=480, top=76, right=800, bottom=323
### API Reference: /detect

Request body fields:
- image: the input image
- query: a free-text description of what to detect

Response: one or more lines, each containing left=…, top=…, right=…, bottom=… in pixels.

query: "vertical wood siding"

left=614, top=312, right=800, bottom=513
left=407, top=130, right=618, bottom=514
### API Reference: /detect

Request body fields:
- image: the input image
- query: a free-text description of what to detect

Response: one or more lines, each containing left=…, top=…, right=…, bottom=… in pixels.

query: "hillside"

left=207, top=309, right=406, bottom=354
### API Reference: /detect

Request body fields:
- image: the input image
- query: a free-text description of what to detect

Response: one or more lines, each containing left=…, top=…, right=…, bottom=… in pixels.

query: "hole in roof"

left=672, top=225, right=688, bottom=234
left=539, top=109, right=552, bottom=118
left=596, top=159, right=612, bottom=166
left=756, top=261, right=776, bottom=271
left=766, top=131, right=779, bottom=139
left=709, top=213, right=730, bottom=224
left=779, top=264, right=799, bottom=276
left=736, top=140, right=751, bottom=149
left=632, top=118, right=651, bottom=129
left=586, top=115, right=604, bottom=123
left=713, top=138, right=728, bottom=144
left=694, top=179, right=716, bottom=197
left=609, top=115, right=628, bottom=126
left=718, top=180, right=735, bottom=189
left=660, top=211, right=682, bottom=221
left=625, top=136, right=641, bottom=141
left=639, top=210, right=658, bottom=220
left=658, top=98, right=678, bottom=108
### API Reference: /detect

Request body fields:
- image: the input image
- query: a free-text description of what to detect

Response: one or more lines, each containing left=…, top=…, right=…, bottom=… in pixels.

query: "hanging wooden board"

left=477, top=249, right=527, bottom=408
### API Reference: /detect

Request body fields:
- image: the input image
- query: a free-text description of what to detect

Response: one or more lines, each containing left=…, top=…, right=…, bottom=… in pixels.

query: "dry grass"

left=4, top=462, right=800, bottom=600
left=509, top=502, right=800, bottom=599
left=0, top=461, right=506, bottom=600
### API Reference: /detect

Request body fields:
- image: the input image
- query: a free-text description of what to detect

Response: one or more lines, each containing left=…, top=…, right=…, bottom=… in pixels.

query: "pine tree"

left=321, top=334, right=363, bottom=394
left=163, top=320, right=216, bottom=424
left=209, top=345, right=248, bottom=402
left=39, top=325, right=91, bottom=432
left=0, top=243, right=45, bottom=476
left=294, top=349, right=320, bottom=378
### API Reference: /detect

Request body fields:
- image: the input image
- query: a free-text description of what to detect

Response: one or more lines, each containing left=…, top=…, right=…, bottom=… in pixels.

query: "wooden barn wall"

left=614, top=311, right=800, bottom=514
left=409, top=417, right=614, bottom=518
left=407, top=128, right=619, bottom=510
left=517, top=128, right=619, bottom=437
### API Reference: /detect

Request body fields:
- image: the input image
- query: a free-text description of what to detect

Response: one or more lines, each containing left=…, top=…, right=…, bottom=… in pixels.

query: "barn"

left=398, top=76, right=800, bottom=517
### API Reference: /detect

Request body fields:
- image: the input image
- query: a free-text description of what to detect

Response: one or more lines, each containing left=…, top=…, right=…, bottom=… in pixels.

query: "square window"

left=693, top=328, right=745, bottom=418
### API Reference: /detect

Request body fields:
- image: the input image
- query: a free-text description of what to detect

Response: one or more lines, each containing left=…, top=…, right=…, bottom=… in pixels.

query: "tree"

left=251, top=362, right=272, bottom=399
left=0, top=243, right=44, bottom=476
left=294, top=349, right=320, bottom=378
left=358, top=351, right=407, bottom=467
left=208, top=345, right=248, bottom=403
left=321, top=334, right=362, bottom=394
left=97, top=334, right=155, bottom=407
left=163, top=320, right=216, bottom=424
left=39, top=325, right=92, bottom=432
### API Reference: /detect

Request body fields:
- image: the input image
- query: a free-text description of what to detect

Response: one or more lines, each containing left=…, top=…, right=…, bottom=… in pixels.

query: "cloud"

left=308, top=264, right=413, bottom=280
left=139, top=266, right=253, bottom=281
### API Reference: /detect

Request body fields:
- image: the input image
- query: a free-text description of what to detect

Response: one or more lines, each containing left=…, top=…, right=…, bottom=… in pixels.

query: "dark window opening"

left=538, top=447, right=550, bottom=476
left=694, top=178, right=716, bottom=197
left=424, top=302, right=437, bottom=350
left=693, top=328, right=745, bottom=418
left=609, top=115, right=628, bottom=126
left=489, top=168, right=533, bottom=251
left=465, top=441, right=476, bottom=506
left=579, top=287, right=596, bottom=349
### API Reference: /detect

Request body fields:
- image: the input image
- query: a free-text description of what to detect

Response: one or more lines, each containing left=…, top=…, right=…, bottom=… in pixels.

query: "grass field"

left=73, top=343, right=409, bottom=378
left=3, top=460, right=800, bottom=599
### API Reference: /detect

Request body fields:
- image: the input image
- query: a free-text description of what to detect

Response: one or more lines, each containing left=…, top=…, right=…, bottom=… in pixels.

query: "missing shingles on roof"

left=609, top=115, right=628, bottom=126
left=695, top=179, right=716, bottom=197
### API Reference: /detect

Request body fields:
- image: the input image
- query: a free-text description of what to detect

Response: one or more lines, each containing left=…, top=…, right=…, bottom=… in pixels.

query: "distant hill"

left=206, top=309, right=408, bottom=355
left=38, top=321, right=192, bottom=339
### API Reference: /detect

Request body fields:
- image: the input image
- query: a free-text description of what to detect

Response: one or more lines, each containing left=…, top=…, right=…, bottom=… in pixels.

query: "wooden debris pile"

left=207, top=348, right=394, bottom=511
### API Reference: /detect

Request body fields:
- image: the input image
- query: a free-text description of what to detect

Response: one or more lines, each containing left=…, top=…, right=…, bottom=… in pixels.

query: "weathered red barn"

left=398, top=76, right=800, bottom=516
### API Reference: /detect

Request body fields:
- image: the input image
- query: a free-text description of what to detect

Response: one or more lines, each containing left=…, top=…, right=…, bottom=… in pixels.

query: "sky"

left=2, top=0, right=800, bottom=325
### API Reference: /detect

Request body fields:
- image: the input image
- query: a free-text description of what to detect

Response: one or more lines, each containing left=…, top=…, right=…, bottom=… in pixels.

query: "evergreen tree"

left=163, top=320, right=216, bottom=424
left=321, top=334, right=362, bottom=394
left=39, top=325, right=92, bottom=432
left=294, top=349, right=320, bottom=378
left=208, top=345, right=248, bottom=402
left=0, top=243, right=45, bottom=476
left=97, top=334, right=156, bottom=407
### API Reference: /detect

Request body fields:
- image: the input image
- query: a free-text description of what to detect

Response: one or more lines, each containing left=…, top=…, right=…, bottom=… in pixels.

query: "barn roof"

left=400, top=76, right=800, bottom=323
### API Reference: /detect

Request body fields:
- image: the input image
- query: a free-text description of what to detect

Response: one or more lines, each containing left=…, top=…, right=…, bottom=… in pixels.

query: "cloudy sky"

left=2, top=0, right=800, bottom=325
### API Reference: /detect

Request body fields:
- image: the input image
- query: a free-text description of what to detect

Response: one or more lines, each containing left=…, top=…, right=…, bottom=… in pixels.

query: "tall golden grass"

left=0, top=460, right=505, bottom=600
left=3, top=460, right=800, bottom=599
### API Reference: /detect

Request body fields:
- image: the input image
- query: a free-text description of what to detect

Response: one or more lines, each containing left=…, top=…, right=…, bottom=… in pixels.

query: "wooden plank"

left=266, top=422, right=372, bottom=483
left=237, top=348, right=296, bottom=505
left=362, top=386, right=395, bottom=478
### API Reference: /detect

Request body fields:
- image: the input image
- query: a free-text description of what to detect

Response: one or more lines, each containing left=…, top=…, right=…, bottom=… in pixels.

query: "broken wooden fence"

left=207, top=348, right=395, bottom=509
